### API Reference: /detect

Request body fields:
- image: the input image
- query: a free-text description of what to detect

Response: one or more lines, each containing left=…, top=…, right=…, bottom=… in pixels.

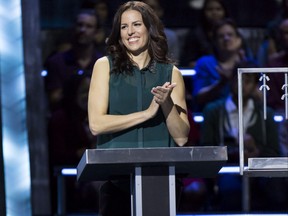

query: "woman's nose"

left=128, top=26, right=134, bottom=35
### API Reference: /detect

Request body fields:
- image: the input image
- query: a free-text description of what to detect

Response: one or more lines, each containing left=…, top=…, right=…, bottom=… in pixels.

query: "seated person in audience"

left=142, top=0, right=180, bottom=63
left=267, top=18, right=288, bottom=157
left=44, top=10, right=104, bottom=213
left=192, top=18, right=255, bottom=112
left=48, top=75, right=96, bottom=167
left=82, top=0, right=112, bottom=54
left=180, top=0, right=230, bottom=68
left=201, top=60, right=286, bottom=211
left=201, top=60, right=279, bottom=162
left=44, top=9, right=104, bottom=113
left=257, top=0, right=288, bottom=66
left=48, top=75, right=99, bottom=213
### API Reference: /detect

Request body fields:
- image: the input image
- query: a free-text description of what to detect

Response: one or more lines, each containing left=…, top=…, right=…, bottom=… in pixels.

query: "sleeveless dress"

left=96, top=56, right=176, bottom=149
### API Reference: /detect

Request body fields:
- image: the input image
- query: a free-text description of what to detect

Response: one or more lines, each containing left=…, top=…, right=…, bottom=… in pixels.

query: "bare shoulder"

left=90, top=56, right=110, bottom=87
left=172, top=65, right=183, bottom=81
left=92, top=56, right=110, bottom=75
left=94, top=56, right=109, bottom=67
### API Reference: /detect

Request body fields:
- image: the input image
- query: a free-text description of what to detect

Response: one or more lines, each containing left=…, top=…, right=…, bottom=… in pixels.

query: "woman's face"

left=216, top=24, right=241, bottom=52
left=120, top=9, right=149, bottom=55
left=204, top=0, right=225, bottom=23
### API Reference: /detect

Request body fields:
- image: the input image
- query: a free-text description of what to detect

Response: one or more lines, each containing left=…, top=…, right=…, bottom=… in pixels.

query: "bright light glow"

left=77, top=69, right=84, bottom=75
left=193, top=115, right=204, bottom=123
left=193, top=114, right=282, bottom=124
left=41, top=70, right=47, bottom=77
left=179, top=68, right=196, bottom=76
left=218, top=166, right=249, bottom=174
left=61, top=168, right=77, bottom=176
left=274, top=115, right=283, bottom=122
left=60, top=166, right=251, bottom=176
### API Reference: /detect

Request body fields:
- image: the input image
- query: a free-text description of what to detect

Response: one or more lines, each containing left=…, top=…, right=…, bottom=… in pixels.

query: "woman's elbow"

left=89, top=123, right=102, bottom=136
left=174, top=137, right=189, bottom=146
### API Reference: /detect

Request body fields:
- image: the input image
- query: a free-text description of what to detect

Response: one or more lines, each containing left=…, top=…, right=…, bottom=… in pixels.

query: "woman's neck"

left=130, top=50, right=151, bottom=69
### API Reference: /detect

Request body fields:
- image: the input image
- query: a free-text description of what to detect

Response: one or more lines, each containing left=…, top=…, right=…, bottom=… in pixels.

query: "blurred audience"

left=44, top=9, right=103, bottom=113
left=192, top=18, right=256, bottom=112
left=257, top=0, right=288, bottom=66
left=44, top=10, right=104, bottom=214
left=180, top=0, right=230, bottom=68
left=200, top=60, right=286, bottom=211
left=82, top=0, right=112, bottom=54
left=201, top=60, right=279, bottom=162
left=142, top=0, right=181, bottom=63
left=48, top=75, right=99, bottom=213
left=267, top=18, right=288, bottom=157
left=48, top=75, right=96, bottom=167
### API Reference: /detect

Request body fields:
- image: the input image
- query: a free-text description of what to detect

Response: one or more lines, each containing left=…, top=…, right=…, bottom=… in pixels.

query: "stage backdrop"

left=0, top=1, right=31, bottom=215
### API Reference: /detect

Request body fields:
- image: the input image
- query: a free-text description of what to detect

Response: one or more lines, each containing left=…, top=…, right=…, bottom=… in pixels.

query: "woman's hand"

left=145, top=97, right=160, bottom=119
left=151, top=82, right=177, bottom=105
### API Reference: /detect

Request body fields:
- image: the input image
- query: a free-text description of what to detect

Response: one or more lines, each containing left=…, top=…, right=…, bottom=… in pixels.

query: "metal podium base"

left=133, top=166, right=176, bottom=216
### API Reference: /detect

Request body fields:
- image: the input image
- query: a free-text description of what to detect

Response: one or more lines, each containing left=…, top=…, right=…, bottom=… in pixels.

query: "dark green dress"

left=96, top=56, right=176, bottom=149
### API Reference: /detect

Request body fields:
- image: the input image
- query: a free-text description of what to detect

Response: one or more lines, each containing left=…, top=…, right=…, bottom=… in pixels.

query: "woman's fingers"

left=151, top=82, right=176, bottom=104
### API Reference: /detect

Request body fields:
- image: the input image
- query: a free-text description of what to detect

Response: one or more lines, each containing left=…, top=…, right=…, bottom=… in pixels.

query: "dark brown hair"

left=211, top=18, right=243, bottom=56
left=106, top=1, right=172, bottom=74
left=201, top=0, right=230, bottom=29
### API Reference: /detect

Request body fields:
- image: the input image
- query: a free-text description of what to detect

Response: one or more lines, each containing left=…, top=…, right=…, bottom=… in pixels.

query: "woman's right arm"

left=88, top=57, right=159, bottom=136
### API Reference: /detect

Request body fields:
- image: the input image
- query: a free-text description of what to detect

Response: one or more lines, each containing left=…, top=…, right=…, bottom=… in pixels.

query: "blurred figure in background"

left=257, top=0, right=288, bottom=66
left=44, top=10, right=104, bottom=214
left=48, top=75, right=99, bottom=213
left=44, top=9, right=103, bottom=113
left=267, top=18, right=288, bottom=157
left=82, top=0, right=112, bottom=54
left=142, top=0, right=181, bottom=63
left=180, top=0, right=230, bottom=68
left=201, top=60, right=283, bottom=211
left=191, top=18, right=256, bottom=112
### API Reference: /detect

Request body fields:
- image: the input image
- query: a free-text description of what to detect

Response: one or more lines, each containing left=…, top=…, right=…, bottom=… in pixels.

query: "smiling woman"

left=87, top=1, right=190, bottom=215
left=120, top=10, right=149, bottom=56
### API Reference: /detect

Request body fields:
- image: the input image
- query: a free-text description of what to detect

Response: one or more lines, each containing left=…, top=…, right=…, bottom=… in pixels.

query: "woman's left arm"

left=151, top=66, right=190, bottom=146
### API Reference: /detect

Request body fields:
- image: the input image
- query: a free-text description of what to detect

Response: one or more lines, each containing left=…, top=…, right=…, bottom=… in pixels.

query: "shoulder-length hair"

left=200, top=0, right=230, bottom=29
left=106, top=1, right=172, bottom=74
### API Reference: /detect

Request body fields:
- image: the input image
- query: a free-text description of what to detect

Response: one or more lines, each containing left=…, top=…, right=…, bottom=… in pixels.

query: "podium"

left=77, top=146, right=227, bottom=216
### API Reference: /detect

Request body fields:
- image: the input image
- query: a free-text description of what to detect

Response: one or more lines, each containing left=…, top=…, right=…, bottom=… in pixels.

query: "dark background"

left=40, top=0, right=281, bottom=29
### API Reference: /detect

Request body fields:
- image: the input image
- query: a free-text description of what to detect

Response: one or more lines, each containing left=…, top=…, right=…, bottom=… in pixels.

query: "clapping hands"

left=151, top=82, right=176, bottom=105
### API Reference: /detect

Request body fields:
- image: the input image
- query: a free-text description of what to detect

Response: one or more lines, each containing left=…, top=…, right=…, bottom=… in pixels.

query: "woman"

left=192, top=18, right=254, bottom=112
left=88, top=1, right=189, bottom=148
left=180, top=0, right=230, bottom=67
left=87, top=1, right=190, bottom=215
